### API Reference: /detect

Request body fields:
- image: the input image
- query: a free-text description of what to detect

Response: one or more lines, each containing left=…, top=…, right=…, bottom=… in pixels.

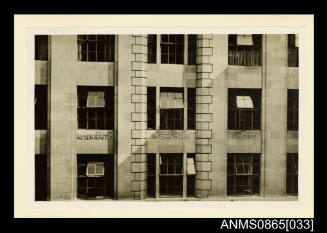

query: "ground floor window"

left=147, top=153, right=196, bottom=198
left=77, top=154, right=114, bottom=199
left=35, top=154, right=48, bottom=201
left=286, top=153, right=298, bottom=195
left=227, top=154, right=260, bottom=196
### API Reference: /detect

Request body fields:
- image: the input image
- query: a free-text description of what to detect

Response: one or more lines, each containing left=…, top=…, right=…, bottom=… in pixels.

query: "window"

left=35, top=35, right=48, bottom=61
left=228, top=34, right=262, bottom=66
left=77, top=35, right=115, bottom=62
left=160, top=35, right=184, bottom=64
left=147, top=154, right=156, bottom=198
left=77, top=86, right=114, bottom=130
left=159, top=154, right=183, bottom=197
left=188, top=35, right=197, bottom=65
left=288, top=34, right=299, bottom=67
left=187, top=153, right=196, bottom=197
left=287, top=89, right=299, bottom=131
left=35, top=154, right=48, bottom=201
left=227, top=154, right=260, bottom=196
left=147, top=87, right=156, bottom=129
left=228, top=89, right=261, bottom=130
left=148, top=35, right=157, bottom=63
left=286, top=153, right=298, bottom=195
left=187, top=88, right=196, bottom=130
left=160, top=88, right=184, bottom=130
left=35, top=85, right=47, bottom=130
left=77, top=154, right=114, bottom=199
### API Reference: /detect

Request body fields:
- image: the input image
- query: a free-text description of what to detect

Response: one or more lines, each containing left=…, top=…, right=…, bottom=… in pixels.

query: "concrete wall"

left=49, top=35, right=77, bottom=200
left=117, top=35, right=134, bottom=199
left=264, top=34, right=288, bottom=196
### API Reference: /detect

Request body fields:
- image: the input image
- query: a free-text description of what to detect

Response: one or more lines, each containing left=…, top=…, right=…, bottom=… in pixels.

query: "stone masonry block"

left=196, top=161, right=212, bottom=172
left=197, top=47, right=213, bottom=56
left=196, top=113, right=212, bottom=122
left=131, top=180, right=147, bottom=191
left=197, top=39, right=210, bottom=48
left=131, top=112, right=147, bottom=122
left=196, top=95, right=212, bottom=104
left=135, top=86, right=147, bottom=95
left=131, top=145, right=147, bottom=154
left=134, top=153, right=147, bottom=162
left=196, top=130, right=212, bottom=139
left=196, top=122, right=210, bottom=130
left=135, top=121, right=147, bottom=130
left=135, top=71, right=147, bottom=78
left=195, top=189, right=209, bottom=198
left=134, top=172, right=147, bottom=181
left=134, top=190, right=147, bottom=200
left=196, top=144, right=212, bottom=153
left=195, top=153, right=209, bottom=161
left=195, top=179, right=212, bottom=190
left=132, top=44, right=147, bottom=54
left=131, top=77, right=147, bottom=86
left=196, top=55, right=210, bottom=64
left=196, top=64, right=213, bottom=73
left=132, top=94, right=146, bottom=103
left=198, top=34, right=213, bottom=40
left=132, top=61, right=144, bottom=71
left=196, top=78, right=213, bottom=88
left=131, top=162, right=147, bottom=173
left=135, top=103, right=147, bottom=112
left=135, top=53, right=148, bottom=62
left=135, top=138, right=147, bottom=145
left=196, top=171, right=209, bottom=180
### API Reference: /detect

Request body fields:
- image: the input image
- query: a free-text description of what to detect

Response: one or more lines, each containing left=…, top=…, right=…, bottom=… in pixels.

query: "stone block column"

left=130, top=35, right=148, bottom=200
left=195, top=34, right=213, bottom=198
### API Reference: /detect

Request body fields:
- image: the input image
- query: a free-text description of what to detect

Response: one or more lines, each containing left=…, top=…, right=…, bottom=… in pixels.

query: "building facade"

left=34, top=34, right=299, bottom=201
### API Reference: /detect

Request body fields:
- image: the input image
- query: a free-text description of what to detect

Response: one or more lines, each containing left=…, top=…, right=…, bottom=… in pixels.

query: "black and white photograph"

left=14, top=15, right=314, bottom=219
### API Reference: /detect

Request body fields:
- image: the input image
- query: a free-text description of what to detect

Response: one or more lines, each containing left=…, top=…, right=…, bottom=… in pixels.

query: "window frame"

left=187, top=34, right=197, bottom=65
left=77, top=86, right=114, bottom=130
left=147, top=35, right=157, bottom=64
left=159, top=87, right=184, bottom=130
left=77, top=154, right=114, bottom=199
left=35, top=35, right=48, bottom=61
left=77, top=35, right=115, bottom=62
left=227, top=154, right=260, bottom=196
left=228, top=34, right=262, bottom=66
left=228, top=88, right=261, bottom=130
left=288, top=34, right=299, bottom=67
left=160, top=34, right=184, bottom=64
left=287, top=89, right=299, bottom=131
left=35, top=85, right=48, bottom=130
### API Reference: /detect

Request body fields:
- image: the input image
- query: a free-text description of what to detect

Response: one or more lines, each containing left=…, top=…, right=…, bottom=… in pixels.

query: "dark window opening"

left=188, top=35, right=197, bottom=65
left=148, top=35, right=157, bottom=63
left=159, top=154, right=183, bottom=197
left=77, top=35, right=115, bottom=62
left=286, top=153, right=298, bottom=195
left=147, top=87, right=156, bottom=129
left=77, top=154, right=114, bottom=199
left=288, top=34, right=299, bottom=67
left=187, top=153, right=196, bottom=197
left=160, top=87, right=184, bottom=130
left=227, top=154, right=260, bottom=196
left=77, top=86, right=114, bottom=130
left=35, top=35, right=48, bottom=61
left=35, top=154, right=48, bottom=201
left=187, top=88, right=196, bottom=130
left=35, top=85, right=48, bottom=130
left=228, top=34, right=262, bottom=66
left=228, top=88, right=261, bottom=130
left=161, top=34, right=184, bottom=64
left=287, top=89, right=299, bottom=131
left=147, top=154, right=156, bottom=198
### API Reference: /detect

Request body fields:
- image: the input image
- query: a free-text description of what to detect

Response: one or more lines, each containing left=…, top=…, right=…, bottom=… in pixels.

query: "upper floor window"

left=160, top=87, right=184, bottom=130
left=35, top=85, right=47, bottom=130
left=287, top=89, right=299, bottom=131
left=148, top=35, right=157, bottom=63
left=35, top=35, right=48, bottom=61
left=188, top=35, right=197, bottom=65
left=228, top=88, right=261, bottom=130
left=228, top=34, right=262, bottom=66
left=288, top=34, right=299, bottom=67
left=187, top=88, right=196, bottom=130
left=77, top=86, right=114, bottom=130
left=160, top=35, right=184, bottom=64
left=77, top=35, right=115, bottom=62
